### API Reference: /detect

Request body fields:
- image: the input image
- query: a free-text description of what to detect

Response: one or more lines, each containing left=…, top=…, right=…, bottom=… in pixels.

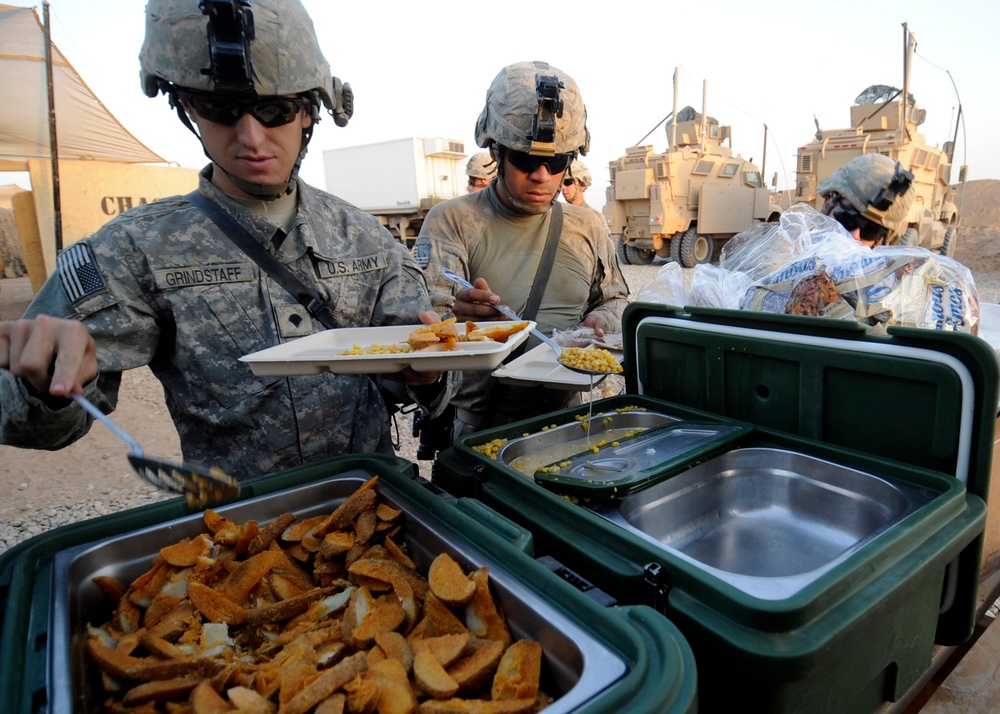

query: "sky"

left=8, top=0, right=1000, bottom=211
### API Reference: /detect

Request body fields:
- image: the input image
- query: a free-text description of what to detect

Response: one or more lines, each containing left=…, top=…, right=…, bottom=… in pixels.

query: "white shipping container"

left=323, top=137, right=466, bottom=214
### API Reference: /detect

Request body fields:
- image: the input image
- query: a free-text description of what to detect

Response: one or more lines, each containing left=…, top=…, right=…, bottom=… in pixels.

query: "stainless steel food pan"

left=50, top=470, right=626, bottom=712
left=587, top=447, right=939, bottom=600
left=497, top=409, right=680, bottom=476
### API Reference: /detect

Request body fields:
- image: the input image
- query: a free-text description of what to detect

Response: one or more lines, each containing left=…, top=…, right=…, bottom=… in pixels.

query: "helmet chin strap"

left=495, top=146, right=556, bottom=216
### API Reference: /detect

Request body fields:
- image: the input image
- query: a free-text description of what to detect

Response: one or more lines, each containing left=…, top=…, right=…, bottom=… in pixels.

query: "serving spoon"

left=72, top=392, right=241, bottom=508
left=441, top=268, right=619, bottom=378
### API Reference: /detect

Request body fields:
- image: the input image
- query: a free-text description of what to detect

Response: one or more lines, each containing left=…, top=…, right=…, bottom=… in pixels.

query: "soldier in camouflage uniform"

left=560, top=160, right=595, bottom=210
left=413, top=61, right=629, bottom=437
left=817, top=153, right=915, bottom=247
left=0, top=0, right=453, bottom=479
left=465, top=152, right=497, bottom=193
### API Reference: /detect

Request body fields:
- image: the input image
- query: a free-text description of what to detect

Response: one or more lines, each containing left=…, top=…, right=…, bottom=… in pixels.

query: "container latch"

left=644, top=562, right=671, bottom=613
left=536, top=555, right=618, bottom=607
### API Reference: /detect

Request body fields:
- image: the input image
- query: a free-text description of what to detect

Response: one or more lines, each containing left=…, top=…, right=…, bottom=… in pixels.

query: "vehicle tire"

left=624, top=244, right=655, bottom=265
left=900, top=227, right=920, bottom=247
left=615, top=235, right=631, bottom=265
left=940, top=226, right=958, bottom=257
left=678, top=228, right=714, bottom=268
left=670, top=230, right=685, bottom=264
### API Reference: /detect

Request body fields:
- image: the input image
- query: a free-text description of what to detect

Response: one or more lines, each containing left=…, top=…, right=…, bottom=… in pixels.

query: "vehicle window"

left=744, top=170, right=762, bottom=187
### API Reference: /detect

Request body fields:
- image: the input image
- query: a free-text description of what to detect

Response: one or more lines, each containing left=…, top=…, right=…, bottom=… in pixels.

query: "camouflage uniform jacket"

left=0, top=169, right=450, bottom=478
left=413, top=185, right=629, bottom=420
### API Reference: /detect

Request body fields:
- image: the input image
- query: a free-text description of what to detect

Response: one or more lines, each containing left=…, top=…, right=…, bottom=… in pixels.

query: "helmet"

left=474, top=61, right=589, bottom=157
left=466, top=152, right=497, bottom=180
left=816, top=154, right=915, bottom=239
left=566, top=160, right=592, bottom=188
left=140, top=0, right=352, bottom=127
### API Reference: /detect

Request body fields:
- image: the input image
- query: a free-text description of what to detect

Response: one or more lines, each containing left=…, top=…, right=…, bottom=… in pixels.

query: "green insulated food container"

left=432, top=303, right=998, bottom=713
left=0, top=454, right=697, bottom=714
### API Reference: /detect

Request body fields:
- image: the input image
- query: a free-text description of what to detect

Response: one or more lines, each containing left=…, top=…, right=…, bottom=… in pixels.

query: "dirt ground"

left=2, top=179, right=999, bottom=520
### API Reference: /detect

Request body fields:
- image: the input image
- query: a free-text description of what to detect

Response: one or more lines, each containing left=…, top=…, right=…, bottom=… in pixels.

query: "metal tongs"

left=441, top=268, right=612, bottom=377
left=72, top=392, right=240, bottom=508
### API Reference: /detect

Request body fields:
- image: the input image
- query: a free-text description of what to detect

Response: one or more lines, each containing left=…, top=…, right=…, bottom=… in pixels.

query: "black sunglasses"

left=184, top=93, right=308, bottom=128
left=562, top=178, right=576, bottom=187
left=828, top=200, right=889, bottom=244
left=505, top=149, right=573, bottom=176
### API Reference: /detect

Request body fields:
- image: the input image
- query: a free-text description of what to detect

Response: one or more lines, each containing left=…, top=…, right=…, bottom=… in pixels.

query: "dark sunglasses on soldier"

left=505, top=149, right=573, bottom=176
left=562, top=178, right=577, bottom=186
left=183, top=93, right=308, bottom=128
left=828, top=200, right=889, bottom=244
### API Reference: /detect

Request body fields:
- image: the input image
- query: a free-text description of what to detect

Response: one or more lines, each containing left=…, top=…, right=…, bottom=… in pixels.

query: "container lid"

left=622, top=303, right=999, bottom=503
left=533, top=420, right=751, bottom=498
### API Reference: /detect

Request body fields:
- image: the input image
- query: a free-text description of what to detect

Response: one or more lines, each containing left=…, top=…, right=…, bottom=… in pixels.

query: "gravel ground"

left=1, top=263, right=998, bottom=555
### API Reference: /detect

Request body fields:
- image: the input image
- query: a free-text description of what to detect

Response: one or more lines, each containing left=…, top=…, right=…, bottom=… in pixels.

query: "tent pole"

left=43, top=0, right=63, bottom=254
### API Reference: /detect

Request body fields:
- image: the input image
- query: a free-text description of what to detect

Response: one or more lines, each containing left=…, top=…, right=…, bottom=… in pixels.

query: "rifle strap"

left=186, top=191, right=339, bottom=329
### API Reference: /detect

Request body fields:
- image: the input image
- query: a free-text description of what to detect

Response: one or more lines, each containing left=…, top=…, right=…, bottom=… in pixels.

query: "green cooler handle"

left=452, top=498, right=535, bottom=555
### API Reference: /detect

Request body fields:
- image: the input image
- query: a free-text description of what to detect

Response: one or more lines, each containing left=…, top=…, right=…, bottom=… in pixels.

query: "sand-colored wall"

left=26, top=160, right=199, bottom=279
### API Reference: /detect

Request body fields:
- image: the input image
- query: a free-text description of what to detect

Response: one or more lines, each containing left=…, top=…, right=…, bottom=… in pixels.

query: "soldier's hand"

left=452, top=277, right=506, bottom=321
left=0, top=315, right=98, bottom=398
left=580, top=314, right=609, bottom=339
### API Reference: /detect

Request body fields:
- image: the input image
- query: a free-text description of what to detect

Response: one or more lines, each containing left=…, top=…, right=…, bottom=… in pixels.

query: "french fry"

left=280, top=651, right=368, bottom=714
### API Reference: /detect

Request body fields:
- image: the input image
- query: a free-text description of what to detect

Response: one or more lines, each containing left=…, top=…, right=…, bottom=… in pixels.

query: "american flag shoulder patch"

left=57, top=242, right=107, bottom=303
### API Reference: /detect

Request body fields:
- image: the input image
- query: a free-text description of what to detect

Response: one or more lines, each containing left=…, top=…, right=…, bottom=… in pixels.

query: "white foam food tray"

left=493, top=343, right=622, bottom=390
left=240, top=320, right=534, bottom=376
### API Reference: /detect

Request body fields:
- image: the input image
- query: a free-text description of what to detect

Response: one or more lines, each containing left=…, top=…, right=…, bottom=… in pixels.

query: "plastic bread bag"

left=552, top=326, right=624, bottom=352
left=840, top=246, right=979, bottom=333
left=688, top=263, right=753, bottom=309
left=739, top=224, right=868, bottom=318
left=635, top=260, right=690, bottom=306
left=721, top=204, right=847, bottom=281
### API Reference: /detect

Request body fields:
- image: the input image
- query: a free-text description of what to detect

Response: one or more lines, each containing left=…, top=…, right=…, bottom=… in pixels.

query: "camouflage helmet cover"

left=140, top=0, right=348, bottom=121
left=475, top=60, right=590, bottom=157
left=816, top=153, right=915, bottom=238
left=567, top=159, right=592, bottom=187
left=466, top=152, right=497, bottom=180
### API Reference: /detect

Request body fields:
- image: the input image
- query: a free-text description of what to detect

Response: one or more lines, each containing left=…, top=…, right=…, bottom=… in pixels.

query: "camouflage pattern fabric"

left=474, top=61, right=590, bottom=156
left=0, top=169, right=451, bottom=479
left=140, top=0, right=337, bottom=109
left=816, top=153, right=915, bottom=238
left=412, top=185, right=628, bottom=423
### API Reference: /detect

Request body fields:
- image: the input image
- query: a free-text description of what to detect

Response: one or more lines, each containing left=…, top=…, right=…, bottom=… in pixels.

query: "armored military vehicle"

left=794, top=25, right=964, bottom=256
left=604, top=70, right=781, bottom=267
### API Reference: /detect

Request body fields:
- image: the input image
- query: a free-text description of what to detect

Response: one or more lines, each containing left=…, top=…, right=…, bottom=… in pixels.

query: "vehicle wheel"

left=615, top=235, right=631, bottom=265
left=940, top=226, right=958, bottom=257
left=624, top=245, right=655, bottom=265
left=678, top=229, right=714, bottom=268
left=669, top=230, right=686, bottom=264
left=900, top=227, right=920, bottom=247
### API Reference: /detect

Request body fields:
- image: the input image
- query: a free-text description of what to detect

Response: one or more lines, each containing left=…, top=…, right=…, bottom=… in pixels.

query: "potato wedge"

left=491, top=640, right=542, bottom=701
left=428, top=553, right=475, bottom=606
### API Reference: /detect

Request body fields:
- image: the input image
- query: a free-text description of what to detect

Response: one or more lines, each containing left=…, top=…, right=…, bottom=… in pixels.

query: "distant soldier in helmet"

left=413, top=61, right=629, bottom=438
left=560, top=159, right=594, bottom=209
left=816, top=153, right=915, bottom=247
left=0, top=0, right=454, bottom=480
left=466, top=152, right=497, bottom=193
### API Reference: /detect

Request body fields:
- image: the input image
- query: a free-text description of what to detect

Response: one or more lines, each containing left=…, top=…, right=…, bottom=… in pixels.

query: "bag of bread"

left=840, top=247, right=979, bottom=333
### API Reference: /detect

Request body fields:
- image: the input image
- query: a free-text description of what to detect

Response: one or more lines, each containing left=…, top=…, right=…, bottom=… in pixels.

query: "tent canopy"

left=0, top=3, right=165, bottom=171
